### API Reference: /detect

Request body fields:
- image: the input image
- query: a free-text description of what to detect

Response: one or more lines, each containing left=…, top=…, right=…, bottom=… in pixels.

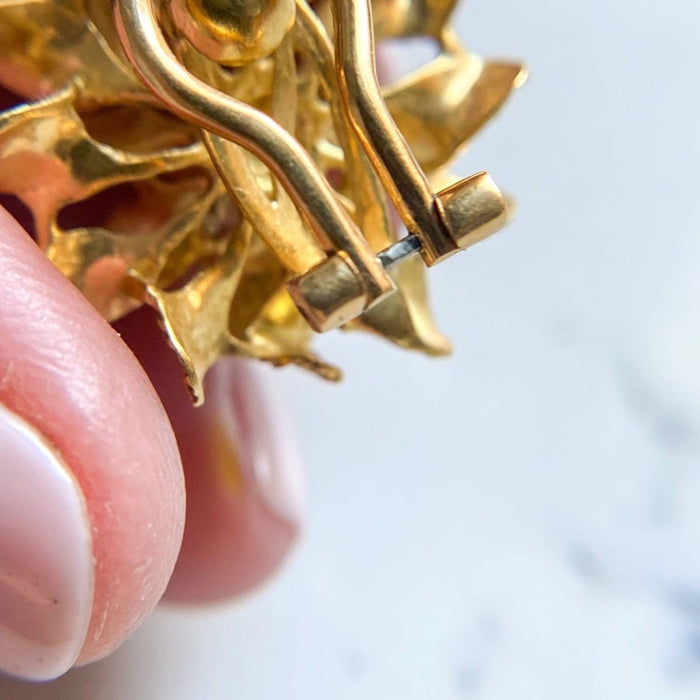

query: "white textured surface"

left=3, top=0, right=700, bottom=696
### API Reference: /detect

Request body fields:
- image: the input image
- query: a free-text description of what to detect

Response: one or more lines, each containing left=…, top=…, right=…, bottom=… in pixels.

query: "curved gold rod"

left=329, top=0, right=507, bottom=265
left=112, top=0, right=393, bottom=304
left=330, top=0, right=449, bottom=254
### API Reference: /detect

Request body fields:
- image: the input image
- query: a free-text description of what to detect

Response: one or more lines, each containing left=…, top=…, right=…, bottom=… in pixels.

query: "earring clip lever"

left=113, top=0, right=511, bottom=332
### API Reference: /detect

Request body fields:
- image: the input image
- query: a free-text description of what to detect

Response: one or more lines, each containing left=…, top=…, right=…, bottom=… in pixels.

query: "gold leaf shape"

left=384, top=53, right=527, bottom=172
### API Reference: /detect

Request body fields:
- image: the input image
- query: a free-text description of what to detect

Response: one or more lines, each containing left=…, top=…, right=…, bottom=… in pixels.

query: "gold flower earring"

left=0, top=0, right=526, bottom=402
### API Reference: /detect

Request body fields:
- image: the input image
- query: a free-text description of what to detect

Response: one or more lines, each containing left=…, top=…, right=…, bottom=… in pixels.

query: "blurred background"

left=3, top=0, right=700, bottom=697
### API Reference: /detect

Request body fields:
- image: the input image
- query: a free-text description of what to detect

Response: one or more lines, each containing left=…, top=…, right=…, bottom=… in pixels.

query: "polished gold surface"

left=0, top=0, right=525, bottom=402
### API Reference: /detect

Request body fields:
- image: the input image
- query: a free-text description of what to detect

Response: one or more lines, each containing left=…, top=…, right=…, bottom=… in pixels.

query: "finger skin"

left=165, top=360, right=304, bottom=603
left=0, top=209, right=185, bottom=664
left=115, top=309, right=305, bottom=603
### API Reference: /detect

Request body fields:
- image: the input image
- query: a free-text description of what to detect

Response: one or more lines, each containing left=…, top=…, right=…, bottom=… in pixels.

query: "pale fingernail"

left=0, top=403, right=93, bottom=681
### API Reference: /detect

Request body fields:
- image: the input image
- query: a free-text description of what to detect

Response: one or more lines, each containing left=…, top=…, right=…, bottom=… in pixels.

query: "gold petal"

left=147, top=228, right=251, bottom=404
left=384, top=53, right=527, bottom=171
left=0, top=0, right=142, bottom=103
left=371, top=0, right=458, bottom=39
left=349, top=254, right=452, bottom=355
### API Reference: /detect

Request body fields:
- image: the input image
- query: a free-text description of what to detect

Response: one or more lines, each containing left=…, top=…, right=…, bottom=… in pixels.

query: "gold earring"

left=0, top=0, right=526, bottom=402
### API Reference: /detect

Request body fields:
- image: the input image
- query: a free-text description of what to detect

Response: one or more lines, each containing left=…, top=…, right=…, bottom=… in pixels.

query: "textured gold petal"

left=0, top=0, right=142, bottom=102
left=384, top=53, right=527, bottom=172
left=147, top=228, right=251, bottom=404
left=149, top=226, right=340, bottom=403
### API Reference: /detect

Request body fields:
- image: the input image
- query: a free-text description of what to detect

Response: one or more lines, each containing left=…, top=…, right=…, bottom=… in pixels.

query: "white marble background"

left=3, top=0, right=700, bottom=697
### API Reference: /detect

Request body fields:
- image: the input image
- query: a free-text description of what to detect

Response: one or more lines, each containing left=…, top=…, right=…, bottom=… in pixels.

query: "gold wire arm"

left=330, top=0, right=509, bottom=265
left=330, top=0, right=443, bottom=246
